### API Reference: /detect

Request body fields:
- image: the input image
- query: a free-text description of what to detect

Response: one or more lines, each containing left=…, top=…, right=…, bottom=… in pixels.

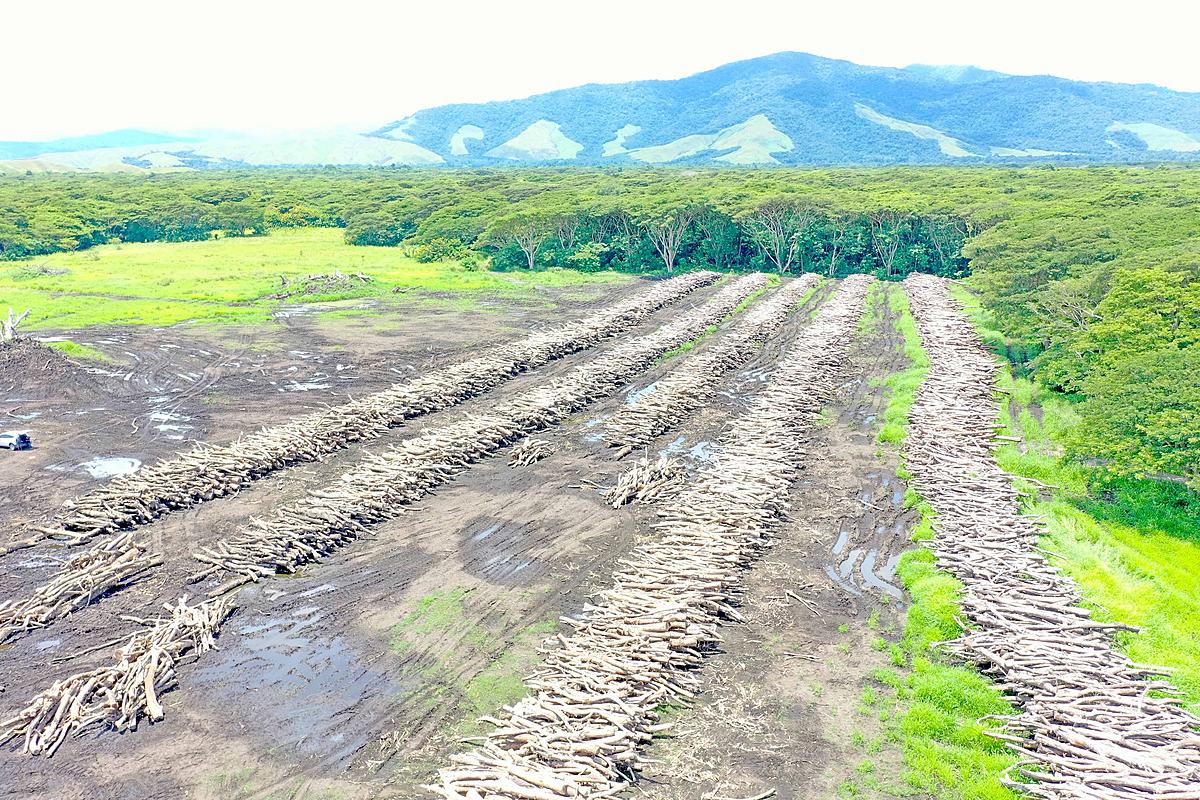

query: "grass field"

left=951, top=284, right=1200, bottom=717
left=0, top=228, right=632, bottom=330
left=849, top=283, right=1200, bottom=799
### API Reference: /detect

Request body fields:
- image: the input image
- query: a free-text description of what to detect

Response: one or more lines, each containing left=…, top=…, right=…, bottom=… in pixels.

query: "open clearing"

left=1, top=235, right=1198, bottom=800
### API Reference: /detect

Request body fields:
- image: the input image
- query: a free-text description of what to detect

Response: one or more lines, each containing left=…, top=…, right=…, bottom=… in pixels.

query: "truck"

left=0, top=431, right=32, bottom=451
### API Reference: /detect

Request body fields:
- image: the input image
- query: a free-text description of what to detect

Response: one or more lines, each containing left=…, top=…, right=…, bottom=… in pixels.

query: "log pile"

left=0, top=596, right=232, bottom=757
left=601, top=456, right=686, bottom=507
left=508, top=438, right=553, bottom=467
left=428, top=275, right=874, bottom=799
left=264, top=270, right=374, bottom=299
left=903, top=273, right=1200, bottom=799
left=20, top=272, right=716, bottom=551
left=193, top=275, right=769, bottom=589
left=0, top=531, right=161, bottom=644
left=605, top=274, right=818, bottom=453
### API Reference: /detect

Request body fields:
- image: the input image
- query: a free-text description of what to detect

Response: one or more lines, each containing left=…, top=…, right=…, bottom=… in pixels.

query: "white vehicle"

left=0, top=431, right=32, bottom=450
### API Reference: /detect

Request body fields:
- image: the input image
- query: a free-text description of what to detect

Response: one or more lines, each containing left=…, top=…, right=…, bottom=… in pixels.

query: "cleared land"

left=0, top=228, right=631, bottom=330
left=1, top=234, right=1198, bottom=800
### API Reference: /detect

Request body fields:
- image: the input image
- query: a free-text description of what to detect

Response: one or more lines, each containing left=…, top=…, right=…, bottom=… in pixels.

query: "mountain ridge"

left=4, top=51, right=1200, bottom=172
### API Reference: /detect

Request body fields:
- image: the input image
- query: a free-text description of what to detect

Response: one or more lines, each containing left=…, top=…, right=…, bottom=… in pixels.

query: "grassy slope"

left=952, top=285, right=1200, bottom=717
left=0, top=228, right=631, bottom=330
left=860, top=283, right=1200, bottom=799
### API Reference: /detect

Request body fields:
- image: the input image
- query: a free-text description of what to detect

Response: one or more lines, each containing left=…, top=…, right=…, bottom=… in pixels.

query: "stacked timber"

left=0, top=596, right=232, bottom=756
left=194, top=275, right=770, bottom=588
left=11, top=272, right=717, bottom=553
left=601, top=456, right=685, bottom=507
left=428, top=275, right=874, bottom=799
left=903, top=273, right=1200, bottom=798
left=605, top=273, right=818, bottom=454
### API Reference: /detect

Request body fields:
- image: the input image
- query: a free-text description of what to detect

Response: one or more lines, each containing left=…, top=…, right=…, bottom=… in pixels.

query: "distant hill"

left=374, top=52, right=1200, bottom=165
left=0, top=129, right=186, bottom=161
left=4, top=52, right=1200, bottom=172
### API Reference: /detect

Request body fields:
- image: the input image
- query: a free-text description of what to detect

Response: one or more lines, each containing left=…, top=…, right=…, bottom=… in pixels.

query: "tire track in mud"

left=429, top=277, right=874, bottom=800
left=0, top=275, right=765, bottom=769
left=632, top=282, right=918, bottom=800
left=824, top=288, right=913, bottom=605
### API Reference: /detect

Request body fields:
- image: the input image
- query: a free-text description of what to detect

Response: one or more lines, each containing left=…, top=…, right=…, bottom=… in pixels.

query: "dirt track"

left=0, top=279, right=920, bottom=800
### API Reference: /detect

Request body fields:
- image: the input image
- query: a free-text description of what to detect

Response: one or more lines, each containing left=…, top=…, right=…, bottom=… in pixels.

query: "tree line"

left=2, top=166, right=1198, bottom=487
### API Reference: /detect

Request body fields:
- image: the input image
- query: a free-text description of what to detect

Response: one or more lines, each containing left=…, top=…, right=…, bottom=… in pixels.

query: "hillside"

left=4, top=52, right=1200, bottom=171
left=376, top=52, right=1200, bottom=165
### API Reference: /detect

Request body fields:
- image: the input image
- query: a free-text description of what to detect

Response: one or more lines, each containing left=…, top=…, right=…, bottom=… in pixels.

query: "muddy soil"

left=0, top=278, right=726, bottom=799
left=0, top=280, right=917, bottom=800
left=635, top=286, right=918, bottom=800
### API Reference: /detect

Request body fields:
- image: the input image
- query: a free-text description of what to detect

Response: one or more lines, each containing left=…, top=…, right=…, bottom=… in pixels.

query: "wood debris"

left=602, top=455, right=686, bottom=507
left=264, top=270, right=374, bottom=299
left=428, top=276, right=873, bottom=799
left=903, top=273, right=1200, bottom=798
left=0, top=596, right=232, bottom=757
left=509, top=438, right=553, bottom=467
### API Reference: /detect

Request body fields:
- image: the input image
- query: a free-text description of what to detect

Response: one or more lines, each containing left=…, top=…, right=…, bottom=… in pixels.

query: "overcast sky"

left=4, top=0, right=1199, bottom=140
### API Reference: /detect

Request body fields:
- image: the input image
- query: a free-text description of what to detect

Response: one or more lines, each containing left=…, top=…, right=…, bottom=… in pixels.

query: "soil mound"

left=0, top=339, right=98, bottom=398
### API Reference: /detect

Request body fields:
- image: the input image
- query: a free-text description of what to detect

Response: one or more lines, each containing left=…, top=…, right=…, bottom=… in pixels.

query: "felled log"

left=428, top=276, right=875, bottom=799
left=0, top=596, right=233, bottom=757
left=901, top=273, right=1200, bottom=799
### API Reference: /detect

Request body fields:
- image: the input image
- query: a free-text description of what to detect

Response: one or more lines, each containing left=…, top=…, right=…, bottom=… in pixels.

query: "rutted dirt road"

left=0, top=278, right=923, bottom=800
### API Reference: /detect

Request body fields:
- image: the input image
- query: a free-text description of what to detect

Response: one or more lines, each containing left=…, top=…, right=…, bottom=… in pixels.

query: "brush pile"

left=508, top=438, right=553, bottom=467
left=605, top=274, right=818, bottom=454
left=20, top=272, right=716, bottom=551
left=0, top=596, right=233, bottom=757
left=903, top=273, right=1200, bottom=799
left=601, top=455, right=686, bottom=507
left=193, top=275, right=768, bottom=590
left=0, top=531, right=161, bottom=644
left=264, top=270, right=374, bottom=299
left=428, top=275, right=873, bottom=799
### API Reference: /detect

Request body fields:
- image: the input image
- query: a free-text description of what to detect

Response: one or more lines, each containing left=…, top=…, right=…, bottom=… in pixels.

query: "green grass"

left=859, top=281, right=886, bottom=334
left=878, top=286, right=930, bottom=445
left=462, top=620, right=557, bottom=716
left=865, top=283, right=1021, bottom=800
left=388, top=588, right=559, bottom=734
left=0, top=228, right=631, bottom=330
left=388, top=587, right=480, bottom=654
left=43, top=339, right=110, bottom=361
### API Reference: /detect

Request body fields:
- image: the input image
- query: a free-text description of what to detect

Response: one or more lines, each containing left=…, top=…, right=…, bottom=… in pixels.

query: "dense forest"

left=2, top=166, right=1198, bottom=486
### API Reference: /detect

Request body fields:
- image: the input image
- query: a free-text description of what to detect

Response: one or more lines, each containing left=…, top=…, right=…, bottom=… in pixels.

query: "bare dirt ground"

left=0, top=280, right=918, bottom=800
left=634, top=288, right=916, bottom=800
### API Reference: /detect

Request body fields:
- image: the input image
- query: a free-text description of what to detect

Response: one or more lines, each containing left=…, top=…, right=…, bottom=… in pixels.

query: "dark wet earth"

left=0, top=280, right=918, bottom=800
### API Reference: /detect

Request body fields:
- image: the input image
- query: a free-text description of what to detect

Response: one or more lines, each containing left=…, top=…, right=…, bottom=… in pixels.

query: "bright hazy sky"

left=4, top=0, right=1199, bottom=140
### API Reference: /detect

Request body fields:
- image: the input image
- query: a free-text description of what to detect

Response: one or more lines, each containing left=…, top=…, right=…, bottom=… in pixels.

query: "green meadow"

left=0, top=228, right=631, bottom=331
left=844, top=284, right=1200, bottom=800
